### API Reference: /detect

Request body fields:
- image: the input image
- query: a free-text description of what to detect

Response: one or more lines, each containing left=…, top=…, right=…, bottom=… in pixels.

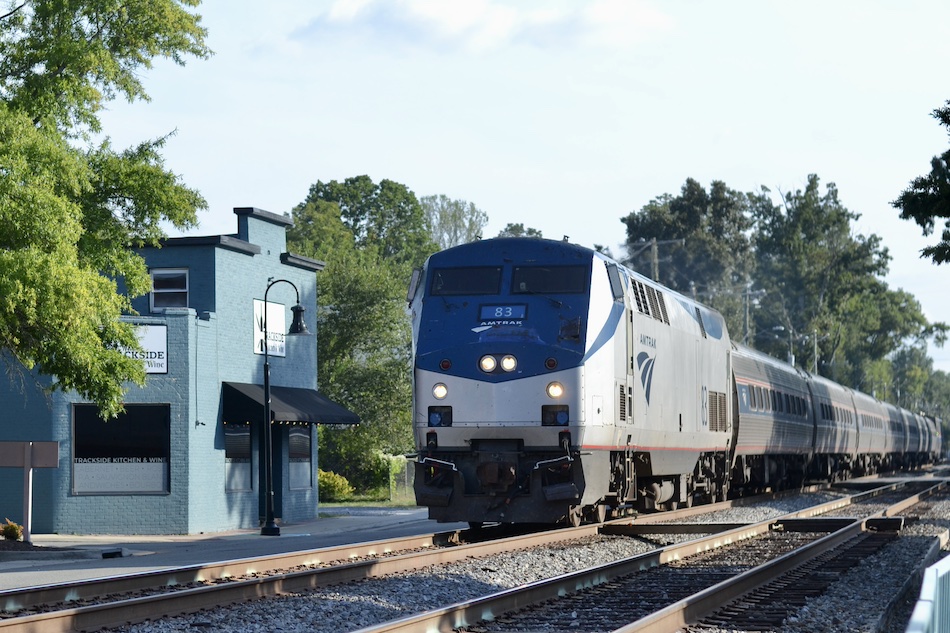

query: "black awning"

left=223, top=382, right=360, bottom=425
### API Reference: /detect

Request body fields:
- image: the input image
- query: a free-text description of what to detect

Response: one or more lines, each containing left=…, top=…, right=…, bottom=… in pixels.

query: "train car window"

left=430, top=267, right=502, bottom=295
left=755, top=386, right=763, bottom=410
left=749, top=385, right=757, bottom=410
left=512, top=265, right=588, bottom=294
left=784, top=393, right=790, bottom=413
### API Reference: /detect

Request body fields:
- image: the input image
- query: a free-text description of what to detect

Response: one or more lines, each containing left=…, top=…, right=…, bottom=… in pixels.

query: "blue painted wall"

left=0, top=208, right=328, bottom=534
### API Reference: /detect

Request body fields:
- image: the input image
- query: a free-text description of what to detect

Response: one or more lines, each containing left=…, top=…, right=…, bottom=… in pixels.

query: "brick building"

left=0, top=207, right=358, bottom=534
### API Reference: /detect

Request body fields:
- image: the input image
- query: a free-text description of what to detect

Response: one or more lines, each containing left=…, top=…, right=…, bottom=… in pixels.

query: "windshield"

left=511, top=265, right=588, bottom=294
left=430, top=267, right=503, bottom=295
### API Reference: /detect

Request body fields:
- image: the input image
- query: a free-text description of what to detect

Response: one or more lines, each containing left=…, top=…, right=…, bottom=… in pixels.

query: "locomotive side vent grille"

left=633, top=281, right=649, bottom=316
left=646, top=286, right=661, bottom=320
left=709, top=391, right=728, bottom=432
left=630, top=280, right=670, bottom=326
left=618, top=385, right=627, bottom=421
left=656, top=291, right=670, bottom=324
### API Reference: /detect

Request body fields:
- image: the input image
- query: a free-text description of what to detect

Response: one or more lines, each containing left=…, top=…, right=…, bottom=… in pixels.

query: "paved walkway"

left=0, top=507, right=465, bottom=591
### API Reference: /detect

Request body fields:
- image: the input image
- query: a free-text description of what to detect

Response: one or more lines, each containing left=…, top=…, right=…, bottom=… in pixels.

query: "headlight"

left=433, top=383, right=448, bottom=399
left=546, top=382, right=564, bottom=399
left=500, top=355, right=517, bottom=372
left=479, top=355, right=497, bottom=372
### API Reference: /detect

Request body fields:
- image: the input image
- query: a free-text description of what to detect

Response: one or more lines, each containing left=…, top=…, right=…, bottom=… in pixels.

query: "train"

left=406, top=237, right=942, bottom=526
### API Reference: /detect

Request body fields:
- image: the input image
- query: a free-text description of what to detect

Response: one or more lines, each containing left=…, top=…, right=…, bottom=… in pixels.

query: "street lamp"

left=261, top=278, right=310, bottom=536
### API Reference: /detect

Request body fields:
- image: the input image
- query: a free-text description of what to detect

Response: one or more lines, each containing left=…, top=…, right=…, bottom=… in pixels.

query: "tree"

left=923, top=370, right=950, bottom=422
left=288, top=178, right=438, bottom=492
left=420, top=194, right=488, bottom=250
left=301, top=176, right=436, bottom=270
left=749, top=175, right=945, bottom=385
left=890, top=344, right=933, bottom=410
left=497, top=223, right=543, bottom=238
left=0, top=0, right=210, bottom=416
left=892, top=101, right=950, bottom=264
left=621, top=179, right=755, bottom=339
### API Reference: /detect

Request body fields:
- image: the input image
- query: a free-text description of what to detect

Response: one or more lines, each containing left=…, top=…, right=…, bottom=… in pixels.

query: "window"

left=150, top=268, right=189, bottom=311
left=73, top=404, right=170, bottom=494
left=430, top=267, right=502, bottom=295
left=225, top=422, right=252, bottom=491
left=289, top=426, right=312, bottom=490
left=512, top=265, right=588, bottom=294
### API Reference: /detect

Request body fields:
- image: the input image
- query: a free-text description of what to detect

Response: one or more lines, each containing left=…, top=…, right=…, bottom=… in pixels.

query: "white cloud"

left=309, top=0, right=673, bottom=53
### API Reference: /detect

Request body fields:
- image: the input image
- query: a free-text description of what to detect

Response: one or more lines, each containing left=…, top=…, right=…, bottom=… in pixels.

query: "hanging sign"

left=253, top=299, right=286, bottom=357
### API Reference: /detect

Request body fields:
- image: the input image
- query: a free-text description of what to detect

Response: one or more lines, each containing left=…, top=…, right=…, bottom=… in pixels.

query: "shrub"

left=318, top=469, right=355, bottom=501
left=2, top=518, right=23, bottom=541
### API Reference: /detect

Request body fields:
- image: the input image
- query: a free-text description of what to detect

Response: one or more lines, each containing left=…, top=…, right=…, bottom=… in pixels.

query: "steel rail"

left=349, top=518, right=779, bottom=632
left=0, top=531, right=459, bottom=615
left=0, top=522, right=615, bottom=633
left=4, top=482, right=938, bottom=632
left=350, top=480, right=947, bottom=633
left=0, top=488, right=803, bottom=618
left=614, top=480, right=948, bottom=633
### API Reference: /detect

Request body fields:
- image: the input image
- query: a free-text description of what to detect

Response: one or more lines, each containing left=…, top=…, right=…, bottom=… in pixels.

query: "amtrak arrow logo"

left=637, top=352, right=655, bottom=405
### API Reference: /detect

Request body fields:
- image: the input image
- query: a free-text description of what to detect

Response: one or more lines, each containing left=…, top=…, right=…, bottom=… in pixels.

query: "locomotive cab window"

left=430, top=267, right=502, bottom=295
left=512, top=265, right=588, bottom=295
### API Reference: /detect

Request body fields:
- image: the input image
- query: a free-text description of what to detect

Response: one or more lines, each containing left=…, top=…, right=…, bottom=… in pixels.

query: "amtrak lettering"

left=640, top=334, right=656, bottom=348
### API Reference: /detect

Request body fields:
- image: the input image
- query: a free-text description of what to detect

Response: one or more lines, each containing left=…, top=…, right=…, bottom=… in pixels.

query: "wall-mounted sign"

left=122, top=325, right=168, bottom=374
left=253, top=299, right=286, bottom=357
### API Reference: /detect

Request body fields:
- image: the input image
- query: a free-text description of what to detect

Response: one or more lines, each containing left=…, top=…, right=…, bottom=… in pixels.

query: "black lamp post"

left=261, top=278, right=310, bottom=536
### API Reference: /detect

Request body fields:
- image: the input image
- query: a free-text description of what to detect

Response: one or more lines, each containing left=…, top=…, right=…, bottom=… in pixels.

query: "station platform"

left=0, top=507, right=464, bottom=591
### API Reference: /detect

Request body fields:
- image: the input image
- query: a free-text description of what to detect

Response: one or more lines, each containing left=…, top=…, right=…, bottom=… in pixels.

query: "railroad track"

left=0, top=479, right=943, bottom=633
left=351, top=478, right=947, bottom=633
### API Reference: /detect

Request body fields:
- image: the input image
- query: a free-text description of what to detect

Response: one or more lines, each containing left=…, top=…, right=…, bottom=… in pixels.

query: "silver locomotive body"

left=408, top=238, right=733, bottom=525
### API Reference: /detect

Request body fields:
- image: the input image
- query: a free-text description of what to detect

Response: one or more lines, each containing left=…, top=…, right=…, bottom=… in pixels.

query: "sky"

left=99, top=0, right=950, bottom=371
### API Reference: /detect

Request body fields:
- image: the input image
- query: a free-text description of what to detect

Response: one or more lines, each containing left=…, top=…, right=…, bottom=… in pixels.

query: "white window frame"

left=150, top=268, right=189, bottom=312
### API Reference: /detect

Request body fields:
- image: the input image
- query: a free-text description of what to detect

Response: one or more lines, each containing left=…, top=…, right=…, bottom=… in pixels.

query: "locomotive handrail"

left=533, top=454, right=573, bottom=470
left=418, top=456, right=458, bottom=471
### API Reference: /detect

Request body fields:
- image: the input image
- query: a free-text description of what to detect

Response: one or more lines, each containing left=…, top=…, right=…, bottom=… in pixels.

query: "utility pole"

left=629, top=237, right=685, bottom=282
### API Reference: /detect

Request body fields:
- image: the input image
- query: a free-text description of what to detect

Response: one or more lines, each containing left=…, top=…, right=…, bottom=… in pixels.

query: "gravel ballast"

left=107, top=492, right=950, bottom=633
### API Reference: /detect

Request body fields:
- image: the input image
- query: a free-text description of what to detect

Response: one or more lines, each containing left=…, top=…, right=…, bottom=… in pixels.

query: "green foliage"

left=317, top=427, right=398, bottom=491
left=289, top=176, right=437, bottom=493
left=317, top=469, right=354, bottom=501
left=0, top=0, right=209, bottom=416
left=420, top=194, right=488, bottom=249
left=0, top=0, right=211, bottom=137
left=892, top=101, right=950, bottom=265
left=749, top=175, right=946, bottom=384
left=1, top=518, right=23, bottom=541
left=621, top=179, right=755, bottom=340
left=924, top=370, right=950, bottom=421
left=301, top=176, right=437, bottom=270
left=497, top=223, right=543, bottom=238
left=622, top=174, right=949, bottom=418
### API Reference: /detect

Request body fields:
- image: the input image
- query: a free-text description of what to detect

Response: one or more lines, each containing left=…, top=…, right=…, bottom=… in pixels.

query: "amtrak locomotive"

left=406, top=237, right=940, bottom=526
